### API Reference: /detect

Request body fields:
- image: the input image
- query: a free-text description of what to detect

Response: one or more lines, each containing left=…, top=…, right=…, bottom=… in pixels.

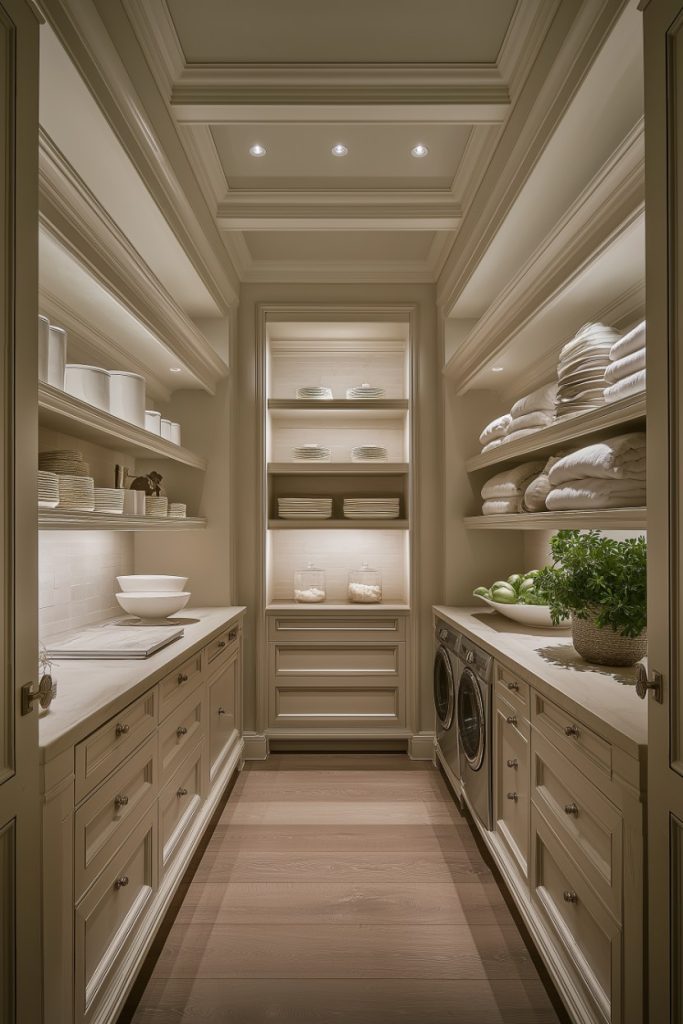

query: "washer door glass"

left=433, top=646, right=455, bottom=730
left=457, top=668, right=485, bottom=770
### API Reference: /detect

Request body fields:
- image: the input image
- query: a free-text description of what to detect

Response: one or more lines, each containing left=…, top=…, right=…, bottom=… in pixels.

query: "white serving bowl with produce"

left=473, top=571, right=568, bottom=629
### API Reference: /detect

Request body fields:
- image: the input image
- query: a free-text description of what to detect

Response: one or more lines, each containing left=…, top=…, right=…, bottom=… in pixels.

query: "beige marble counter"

left=433, top=606, right=647, bottom=758
left=39, top=606, right=245, bottom=762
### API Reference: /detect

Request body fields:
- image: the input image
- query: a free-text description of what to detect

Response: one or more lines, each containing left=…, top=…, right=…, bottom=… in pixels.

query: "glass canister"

left=348, top=563, right=382, bottom=603
left=294, top=563, right=326, bottom=603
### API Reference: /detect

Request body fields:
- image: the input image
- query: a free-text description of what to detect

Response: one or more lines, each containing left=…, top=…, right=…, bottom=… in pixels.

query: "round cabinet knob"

left=177, top=673, right=189, bottom=685
left=176, top=725, right=188, bottom=737
left=115, top=722, right=129, bottom=737
left=564, top=802, right=579, bottom=816
left=564, top=724, right=580, bottom=738
left=506, top=792, right=518, bottom=802
left=217, top=640, right=226, bottom=649
left=114, top=876, right=129, bottom=890
left=217, top=706, right=226, bottom=716
left=507, top=681, right=519, bottom=692
left=176, top=787, right=188, bottom=798
left=506, top=758, right=518, bottom=769
left=114, top=794, right=129, bottom=809
left=506, top=715, right=517, bottom=726
left=563, top=890, right=578, bottom=904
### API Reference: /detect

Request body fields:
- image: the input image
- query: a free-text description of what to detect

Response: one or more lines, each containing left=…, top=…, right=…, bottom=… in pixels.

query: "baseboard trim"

left=242, top=732, right=269, bottom=760
left=408, top=732, right=436, bottom=760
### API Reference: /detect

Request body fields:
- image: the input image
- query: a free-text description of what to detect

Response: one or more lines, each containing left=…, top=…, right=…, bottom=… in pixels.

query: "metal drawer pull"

left=218, top=706, right=226, bottom=716
left=506, top=681, right=519, bottom=692
left=506, top=792, right=518, bottom=802
left=564, top=724, right=580, bottom=738
left=506, top=758, right=518, bottom=769
left=505, top=715, right=517, bottom=726
left=228, top=630, right=238, bottom=641
left=177, top=672, right=189, bottom=685
left=563, top=890, right=578, bottom=904
left=115, top=722, right=129, bottom=737
left=176, top=725, right=188, bottom=737
left=177, top=786, right=188, bottom=797
left=217, top=640, right=226, bottom=649
left=564, top=802, right=579, bottom=816
left=114, top=876, right=129, bottom=890
left=114, top=794, right=129, bottom=809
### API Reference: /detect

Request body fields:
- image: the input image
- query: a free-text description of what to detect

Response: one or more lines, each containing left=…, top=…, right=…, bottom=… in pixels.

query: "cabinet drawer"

left=495, top=663, right=530, bottom=717
left=532, top=693, right=612, bottom=784
left=531, top=806, right=620, bottom=1024
left=159, top=740, right=205, bottom=875
left=208, top=650, right=238, bottom=780
left=159, top=688, right=206, bottom=782
left=75, top=807, right=157, bottom=1024
left=532, top=731, right=622, bottom=919
left=75, top=689, right=157, bottom=803
left=495, top=694, right=529, bottom=878
left=206, top=623, right=240, bottom=668
left=74, top=735, right=158, bottom=901
left=268, top=614, right=406, bottom=643
left=158, top=651, right=203, bottom=721
left=272, top=643, right=403, bottom=676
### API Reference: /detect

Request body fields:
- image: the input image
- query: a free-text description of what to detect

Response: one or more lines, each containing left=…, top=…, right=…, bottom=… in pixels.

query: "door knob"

left=114, top=794, right=129, bottom=809
left=115, top=722, right=130, bottom=737
left=177, top=672, right=189, bottom=685
left=114, top=876, right=129, bottom=890
left=564, top=724, right=580, bottom=738
left=177, top=786, right=188, bottom=798
left=507, top=681, right=519, bottom=692
left=176, top=725, right=188, bottom=737
left=563, top=890, right=578, bottom=904
left=506, top=758, right=518, bottom=769
left=636, top=663, right=663, bottom=703
left=506, top=715, right=517, bottom=726
left=564, top=802, right=579, bottom=816
left=20, top=675, right=57, bottom=716
left=506, top=792, right=518, bottom=802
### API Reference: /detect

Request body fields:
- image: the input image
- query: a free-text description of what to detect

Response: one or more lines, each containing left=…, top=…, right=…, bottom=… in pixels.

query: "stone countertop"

left=433, top=606, right=647, bottom=758
left=39, top=607, right=245, bottom=762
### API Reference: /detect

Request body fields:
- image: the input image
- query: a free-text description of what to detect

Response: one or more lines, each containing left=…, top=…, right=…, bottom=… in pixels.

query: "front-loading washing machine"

left=433, top=618, right=462, bottom=794
left=457, top=634, right=494, bottom=830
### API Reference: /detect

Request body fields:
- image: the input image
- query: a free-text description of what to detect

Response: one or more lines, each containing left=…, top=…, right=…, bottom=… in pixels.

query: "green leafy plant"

left=534, top=530, right=647, bottom=636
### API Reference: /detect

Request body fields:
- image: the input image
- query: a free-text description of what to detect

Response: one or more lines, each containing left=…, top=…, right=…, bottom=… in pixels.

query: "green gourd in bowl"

left=473, top=570, right=568, bottom=628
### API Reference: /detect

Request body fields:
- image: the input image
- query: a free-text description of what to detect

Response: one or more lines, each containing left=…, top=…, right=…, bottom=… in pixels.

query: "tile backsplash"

left=39, top=531, right=133, bottom=638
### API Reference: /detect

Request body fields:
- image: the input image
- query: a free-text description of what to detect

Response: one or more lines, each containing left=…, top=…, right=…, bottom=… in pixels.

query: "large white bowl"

left=116, top=591, right=190, bottom=619
left=117, top=574, right=188, bottom=593
left=475, top=594, right=569, bottom=629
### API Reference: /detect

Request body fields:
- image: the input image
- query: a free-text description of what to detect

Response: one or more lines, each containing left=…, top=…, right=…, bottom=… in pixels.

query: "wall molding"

left=242, top=733, right=269, bottom=760
left=409, top=733, right=436, bottom=761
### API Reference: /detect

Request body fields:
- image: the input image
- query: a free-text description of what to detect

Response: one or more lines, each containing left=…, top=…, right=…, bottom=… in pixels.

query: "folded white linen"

left=609, top=321, right=646, bottom=362
left=478, top=413, right=512, bottom=447
left=481, top=461, right=546, bottom=499
left=481, top=437, right=506, bottom=454
left=605, top=347, right=646, bottom=384
left=510, top=383, right=558, bottom=418
left=482, top=498, right=521, bottom=516
left=522, top=456, right=560, bottom=512
left=548, top=432, right=646, bottom=485
left=604, top=369, right=646, bottom=403
left=504, top=427, right=547, bottom=443
left=507, top=410, right=555, bottom=432
left=546, top=479, right=646, bottom=511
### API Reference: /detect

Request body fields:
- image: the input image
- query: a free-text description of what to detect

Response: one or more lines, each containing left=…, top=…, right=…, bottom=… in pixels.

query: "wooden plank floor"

left=128, top=754, right=562, bottom=1023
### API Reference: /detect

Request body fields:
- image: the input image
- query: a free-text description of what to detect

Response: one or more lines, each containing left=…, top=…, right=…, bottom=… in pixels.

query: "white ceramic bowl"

left=64, top=364, right=110, bottom=412
left=109, top=371, right=146, bottom=427
left=116, top=591, right=190, bottom=619
left=117, top=574, right=188, bottom=593
left=475, top=594, right=568, bottom=629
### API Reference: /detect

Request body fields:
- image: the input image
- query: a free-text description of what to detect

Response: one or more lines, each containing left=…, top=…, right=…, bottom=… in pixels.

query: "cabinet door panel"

left=208, top=652, right=238, bottom=780
left=495, top=694, right=529, bottom=879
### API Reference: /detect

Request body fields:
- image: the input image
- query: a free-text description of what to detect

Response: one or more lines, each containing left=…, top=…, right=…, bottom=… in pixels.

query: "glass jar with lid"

left=294, top=563, right=326, bottom=603
left=348, top=563, right=382, bottom=603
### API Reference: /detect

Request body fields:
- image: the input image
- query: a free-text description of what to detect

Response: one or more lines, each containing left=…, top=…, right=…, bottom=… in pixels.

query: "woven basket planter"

left=571, top=613, right=647, bottom=667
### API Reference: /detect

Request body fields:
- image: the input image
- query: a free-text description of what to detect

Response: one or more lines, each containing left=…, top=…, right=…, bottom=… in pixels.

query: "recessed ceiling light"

left=169, top=367, right=183, bottom=373
left=491, top=366, right=504, bottom=373
left=331, top=143, right=348, bottom=157
left=249, top=144, right=266, bottom=157
left=411, top=144, right=429, bottom=158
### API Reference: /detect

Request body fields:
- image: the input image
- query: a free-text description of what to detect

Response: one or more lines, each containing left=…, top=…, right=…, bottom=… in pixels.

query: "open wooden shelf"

left=466, top=393, right=646, bottom=472
left=268, top=519, right=408, bottom=530
left=268, top=462, right=409, bottom=475
left=268, top=399, right=408, bottom=412
left=464, top=508, right=647, bottom=531
left=39, top=383, right=207, bottom=470
left=38, top=510, right=207, bottom=531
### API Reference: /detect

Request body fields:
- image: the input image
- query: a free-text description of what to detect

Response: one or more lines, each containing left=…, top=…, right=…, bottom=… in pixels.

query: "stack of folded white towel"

left=477, top=383, right=557, bottom=454
left=481, top=461, right=545, bottom=515
left=555, top=323, right=621, bottom=418
left=522, top=455, right=563, bottom=512
left=604, top=321, right=646, bottom=403
left=478, top=413, right=512, bottom=453
left=545, top=432, right=646, bottom=510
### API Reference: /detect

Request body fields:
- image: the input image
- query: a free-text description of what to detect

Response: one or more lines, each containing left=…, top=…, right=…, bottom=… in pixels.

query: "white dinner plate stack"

left=57, top=474, right=95, bottom=511
left=343, top=497, right=400, bottom=519
left=168, top=503, right=187, bottom=519
left=39, top=449, right=90, bottom=477
left=277, top=497, right=333, bottom=520
left=292, top=444, right=331, bottom=462
left=145, top=496, right=168, bottom=518
left=93, top=487, right=124, bottom=515
left=351, top=445, right=388, bottom=462
left=346, top=384, right=385, bottom=399
left=38, top=471, right=59, bottom=509
left=296, top=386, right=333, bottom=400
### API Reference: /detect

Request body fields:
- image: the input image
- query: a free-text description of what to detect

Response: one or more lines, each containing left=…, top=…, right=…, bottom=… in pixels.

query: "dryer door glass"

left=457, top=668, right=485, bottom=770
left=433, top=646, right=455, bottom=730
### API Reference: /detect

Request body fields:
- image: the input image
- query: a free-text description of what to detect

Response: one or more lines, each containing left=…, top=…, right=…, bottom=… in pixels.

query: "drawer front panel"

left=75, top=689, right=157, bottom=803
left=276, top=686, right=400, bottom=720
left=158, top=652, right=203, bottom=721
left=274, top=644, right=402, bottom=676
left=75, top=807, right=157, bottom=1023
left=533, top=693, right=612, bottom=783
left=532, top=731, right=622, bottom=917
left=160, top=741, right=205, bottom=874
left=531, top=808, right=620, bottom=1024
left=495, top=663, right=530, bottom=717
left=268, top=614, right=406, bottom=643
left=495, top=695, right=529, bottom=877
left=209, top=652, right=238, bottom=779
left=206, top=623, right=240, bottom=668
left=158, top=688, right=206, bottom=781
left=74, top=735, right=158, bottom=901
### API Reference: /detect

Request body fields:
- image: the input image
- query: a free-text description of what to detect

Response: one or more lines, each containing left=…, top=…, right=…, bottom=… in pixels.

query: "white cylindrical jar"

left=294, top=563, right=326, bottom=603
left=145, top=410, right=162, bottom=434
left=170, top=421, right=182, bottom=445
left=160, top=418, right=173, bottom=440
left=64, top=364, right=110, bottom=411
left=348, top=563, right=382, bottom=603
left=38, top=316, right=50, bottom=384
left=109, top=371, right=146, bottom=427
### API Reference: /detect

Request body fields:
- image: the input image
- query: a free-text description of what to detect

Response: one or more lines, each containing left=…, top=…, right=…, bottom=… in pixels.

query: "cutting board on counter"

left=45, top=621, right=184, bottom=659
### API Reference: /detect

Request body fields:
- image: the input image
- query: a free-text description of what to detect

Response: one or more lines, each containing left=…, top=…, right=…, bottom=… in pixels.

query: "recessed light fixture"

left=249, top=144, right=266, bottom=157
left=411, top=144, right=429, bottom=158
left=331, top=143, right=348, bottom=157
left=169, top=367, right=183, bottom=374
left=491, top=366, right=504, bottom=373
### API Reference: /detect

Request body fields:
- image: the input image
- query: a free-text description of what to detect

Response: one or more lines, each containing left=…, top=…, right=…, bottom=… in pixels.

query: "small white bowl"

left=117, top=574, right=188, bottom=593
left=116, top=591, right=190, bottom=619
left=475, top=594, right=569, bottom=629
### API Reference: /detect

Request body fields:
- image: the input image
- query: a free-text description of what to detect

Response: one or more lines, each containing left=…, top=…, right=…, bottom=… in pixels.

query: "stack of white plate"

left=351, top=445, right=388, bottom=462
left=296, top=386, right=333, bottom=400
left=292, top=444, right=331, bottom=462
left=38, top=471, right=59, bottom=509
left=346, top=384, right=385, bottom=399
left=278, top=498, right=332, bottom=520
left=168, top=503, right=187, bottom=519
left=39, top=450, right=90, bottom=477
left=145, top=496, right=168, bottom=518
left=94, top=488, right=124, bottom=515
left=57, top=474, right=95, bottom=511
left=343, top=498, right=400, bottom=519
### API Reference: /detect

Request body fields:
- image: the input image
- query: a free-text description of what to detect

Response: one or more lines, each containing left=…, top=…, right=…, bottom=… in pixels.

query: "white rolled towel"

left=482, top=498, right=521, bottom=516
left=479, top=413, right=512, bottom=447
left=546, top=478, right=646, bottom=511
left=481, top=461, right=546, bottom=500
left=548, top=432, right=646, bottom=485
left=508, top=410, right=555, bottom=432
left=609, top=321, right=646, bottom=362
left=510, top=383, right=558, bottom=418
left=481, top=437, right=506, bottom=454
left=605, top=347, right=646, bottom=384
left=522, top=456, right=560, bottom=512
left=604, top=369, right=646, bottom=403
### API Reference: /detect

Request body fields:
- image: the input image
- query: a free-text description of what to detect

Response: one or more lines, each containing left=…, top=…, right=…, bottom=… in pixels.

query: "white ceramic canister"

left=64, top=364, right=110, bottom=412
left=122, top=489, right=145, bottom=516
left=47, top=325, right=67, bottom=389
left=109, top=371, right=146, bottom=428
left=144, top=410, right=162, bottom=435
left=160, top=418, right=173, bottom=441
left=170, top=421, right=182, bottom=446
left=38, top=316, right=50, bottom=384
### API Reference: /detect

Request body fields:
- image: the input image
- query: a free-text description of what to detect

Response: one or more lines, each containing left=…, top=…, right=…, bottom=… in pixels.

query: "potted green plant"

left=535, top=530, right=647, bottom=667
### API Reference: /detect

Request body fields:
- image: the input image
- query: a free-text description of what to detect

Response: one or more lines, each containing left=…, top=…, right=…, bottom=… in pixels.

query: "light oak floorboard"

left=205, top=822, right=480, bottom=853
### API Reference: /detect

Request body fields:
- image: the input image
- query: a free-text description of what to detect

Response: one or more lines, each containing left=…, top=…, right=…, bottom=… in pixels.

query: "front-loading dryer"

left=433, top=618, right=461, bottom=794
left=457, top=634, right=494, bottom=830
